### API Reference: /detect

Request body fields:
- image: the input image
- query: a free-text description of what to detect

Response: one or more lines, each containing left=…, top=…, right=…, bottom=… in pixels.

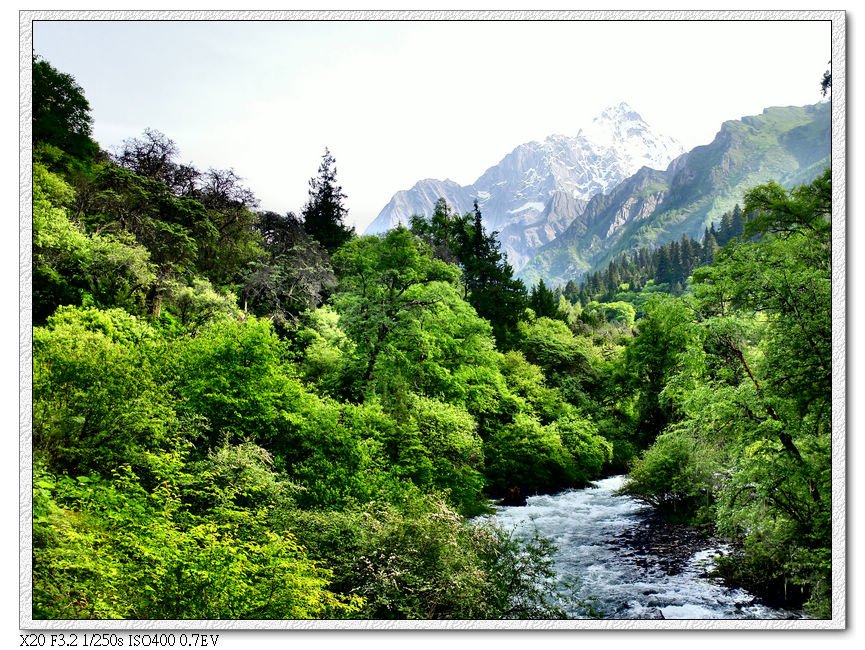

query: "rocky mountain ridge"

left=517, top=102, right=831, bottom=287
left=365, top=102, right=684, bottom=270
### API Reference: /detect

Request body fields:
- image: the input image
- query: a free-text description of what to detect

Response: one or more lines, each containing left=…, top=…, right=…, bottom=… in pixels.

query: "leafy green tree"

left=32, top=56, right=99, bottom=162
left=294, top=306, right=356, bottom=394
left=484, top=412, right=578, bottom=499
left=696, top=169, right=831, bottom=448
left=33, top=448, right=360, bottom=619
left=168, top=316, right=299, bottom=451
left=331, top=228, right=462, bottom=391
left=498, top=351, right=569, bottom=424
left=399, top=395, right=486, bottom=515
left=551, top=415, right=613, bottom=484
left=33, top=163, right=157, bottom=320
left=161, top=277, right=238, bottom=333
left=581, top=301, right=636, bottom=329
left=517, top=316, right=596, bottom=380
left=302, top=148, right=354, bottom=252
left=33, top=306, right=171, bottom=474
left=621, top=428, right=720, bottom=523
left=622, top=294, right=700, bottom=448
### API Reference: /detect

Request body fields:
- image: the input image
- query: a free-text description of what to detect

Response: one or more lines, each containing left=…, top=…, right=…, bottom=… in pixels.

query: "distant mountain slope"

left=518, top=102, right=831, bottom=287
left=365, top=103, right=683, bottom=270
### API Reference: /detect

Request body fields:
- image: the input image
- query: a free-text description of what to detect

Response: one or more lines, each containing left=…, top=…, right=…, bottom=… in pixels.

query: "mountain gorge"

left=518, top=102, right=830, bottom=286
left=366, top=103, right=684, bottom=270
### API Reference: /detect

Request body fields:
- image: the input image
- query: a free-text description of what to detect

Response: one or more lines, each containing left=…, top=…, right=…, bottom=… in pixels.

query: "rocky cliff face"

left=365, top=103, right=684, bottom=270
left=495, top=191, right=588, bottom=270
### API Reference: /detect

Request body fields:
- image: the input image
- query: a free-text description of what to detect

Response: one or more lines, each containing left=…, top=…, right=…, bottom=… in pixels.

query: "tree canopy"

left=29, top=58, right=834, bottom=620
left=33, top=56, right=99, bottom=162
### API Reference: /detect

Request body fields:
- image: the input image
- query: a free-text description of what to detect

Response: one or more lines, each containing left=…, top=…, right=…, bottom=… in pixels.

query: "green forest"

left=31, top=57, right=832, bottom=620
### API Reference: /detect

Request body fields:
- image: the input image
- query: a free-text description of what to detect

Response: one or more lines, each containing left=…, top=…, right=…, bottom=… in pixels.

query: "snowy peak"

left=366, top=103, right=684, bottom=269
left=580, top=102, right=648, bottom=148
left=579, top=102, right=684, bottom=173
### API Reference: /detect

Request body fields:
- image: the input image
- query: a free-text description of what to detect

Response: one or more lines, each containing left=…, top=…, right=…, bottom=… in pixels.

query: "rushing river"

left=491, top=475, right=801, bottom=620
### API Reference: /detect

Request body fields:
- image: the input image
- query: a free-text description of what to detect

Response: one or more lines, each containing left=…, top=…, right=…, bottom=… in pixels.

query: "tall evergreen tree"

left=563, top=279, right=579, bottom=303
left=718, top=210, right=734, bottom=246
left=411, top=200, right=526, bottom=346
left=730, top=203, right=746, bottom=240
left=301, top=148, right=354, bottom=253
left=655, top=247, right=672, bottom=285
left=669, top=240, right=683, bottom=288
left=529, top=279, right=559, bottom=319
left=679, top=234, right=695, bottom=279
left=702, top=229, right=720, bottom=265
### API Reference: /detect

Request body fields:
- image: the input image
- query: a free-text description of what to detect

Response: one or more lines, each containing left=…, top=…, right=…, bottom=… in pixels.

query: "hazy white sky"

left=32, top=18, right=831, bottom=231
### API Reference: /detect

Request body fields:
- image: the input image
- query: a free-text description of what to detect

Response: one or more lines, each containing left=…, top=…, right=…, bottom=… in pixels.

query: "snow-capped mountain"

left=365, top=102, right=685, bottom=270
left=518, top=102, right=831, bottom=287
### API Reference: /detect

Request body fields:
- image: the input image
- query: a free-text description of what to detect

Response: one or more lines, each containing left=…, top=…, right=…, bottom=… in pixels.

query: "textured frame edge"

left=19, top=8, right=847, bottom=632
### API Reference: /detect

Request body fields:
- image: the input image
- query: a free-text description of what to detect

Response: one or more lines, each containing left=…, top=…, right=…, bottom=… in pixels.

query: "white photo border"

left=18, top=8, right=847, bottom=631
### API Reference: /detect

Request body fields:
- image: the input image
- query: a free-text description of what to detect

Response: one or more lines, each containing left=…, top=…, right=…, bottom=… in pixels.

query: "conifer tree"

left=413, top=200, right=526, bottom=346
left=731, top=204, right=745, bottom=240
left=655, top=247, right=672, bottom=285
left=718, top=210, right=734, bottom=246
left=529, top=279, right=559, bottom=319
left=301, top=148, right=354, bottom=253
left=702, top=229, right=719, bottom=265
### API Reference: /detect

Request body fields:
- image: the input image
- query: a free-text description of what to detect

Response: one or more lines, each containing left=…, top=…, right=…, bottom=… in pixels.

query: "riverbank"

left=491, top=476, right=803, bottom=619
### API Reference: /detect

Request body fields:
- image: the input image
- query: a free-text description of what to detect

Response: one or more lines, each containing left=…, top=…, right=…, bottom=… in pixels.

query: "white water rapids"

left=490, top=475, right=801, bottom=620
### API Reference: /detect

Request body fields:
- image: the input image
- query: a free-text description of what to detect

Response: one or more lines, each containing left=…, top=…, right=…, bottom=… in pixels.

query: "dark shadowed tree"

left=242, top=211, right=335, bottom=324
left=113, top=129, right=180, bottom=184
left=32, top=56, right=99, bottom=161
left=413, top=200, right=527, bottom=346
left=529, top=279, right=558, bottom=319
left=302, top=148, right=354, bottom=253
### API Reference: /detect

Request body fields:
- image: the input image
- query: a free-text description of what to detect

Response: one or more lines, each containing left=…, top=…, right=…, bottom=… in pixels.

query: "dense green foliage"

left=410, top=199, right=528, bottom=346
left=31, top=59, right=614, bottom=621
left=619, top=169, right=833, bottom=616
left=30, top=59, right=833, bottom=620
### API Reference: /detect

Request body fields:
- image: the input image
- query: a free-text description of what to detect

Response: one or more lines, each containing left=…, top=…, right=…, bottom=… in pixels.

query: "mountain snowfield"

left=365, top=102, right=685, bottom=270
